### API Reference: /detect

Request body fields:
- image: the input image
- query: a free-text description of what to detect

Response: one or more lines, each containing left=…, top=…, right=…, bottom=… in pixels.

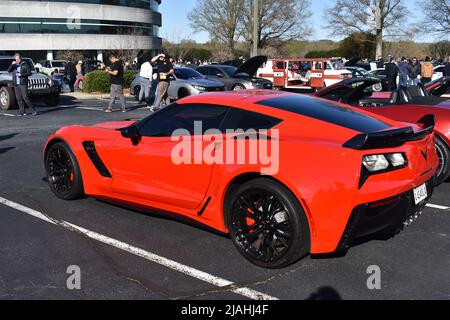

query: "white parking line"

left=0, top=196, right=278, bottom=300
left=426, top=204, right=450, bottom=210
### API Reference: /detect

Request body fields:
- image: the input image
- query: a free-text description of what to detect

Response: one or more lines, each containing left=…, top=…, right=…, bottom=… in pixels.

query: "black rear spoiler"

left=344, top=114, right=435, bottom=150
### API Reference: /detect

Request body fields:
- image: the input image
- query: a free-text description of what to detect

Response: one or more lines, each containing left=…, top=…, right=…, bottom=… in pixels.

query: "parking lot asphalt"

left=0, top=95, right=449, bottom=300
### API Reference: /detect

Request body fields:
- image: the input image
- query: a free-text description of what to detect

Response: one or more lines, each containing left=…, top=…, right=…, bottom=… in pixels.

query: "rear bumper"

left=336, top=178, right=435, bottom=252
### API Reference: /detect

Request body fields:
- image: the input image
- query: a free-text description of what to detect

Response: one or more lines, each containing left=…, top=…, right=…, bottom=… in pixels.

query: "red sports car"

left=315, top=78, right=450, bottom=185
left=44, top=91, right=438, bottom=268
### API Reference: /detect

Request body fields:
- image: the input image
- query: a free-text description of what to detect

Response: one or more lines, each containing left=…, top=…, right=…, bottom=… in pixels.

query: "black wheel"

left=78, top=80, right=84, bottom=91
left=178, top=88, right=190, bottom=99
left=0, top=86, right=16, bottom=110
left=226, top=178, right=310, bottom=269
left=45, top=142, right=84, bottom=200
left=372, top=83, right=383, bottom=92
left=45, top=94, right=60, bottom=107
left=133, top=85, right=141, bottom=101
left=232, top=83, right=246, bottom=91
left=435, top=136, right=450, bottom=185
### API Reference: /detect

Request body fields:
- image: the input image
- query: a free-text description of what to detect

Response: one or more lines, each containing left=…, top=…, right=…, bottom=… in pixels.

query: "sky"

left=159, top=0, right=422, bottom=43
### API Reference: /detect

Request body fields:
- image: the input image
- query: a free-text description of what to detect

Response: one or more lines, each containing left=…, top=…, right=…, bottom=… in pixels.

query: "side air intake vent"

left=82, top=141, right=112, bottom=178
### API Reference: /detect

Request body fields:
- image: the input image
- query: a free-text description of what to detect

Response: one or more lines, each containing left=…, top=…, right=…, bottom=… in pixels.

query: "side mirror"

left=216, top=73, right=224, bottom=78
left=121, top=125, right=141, bottom=145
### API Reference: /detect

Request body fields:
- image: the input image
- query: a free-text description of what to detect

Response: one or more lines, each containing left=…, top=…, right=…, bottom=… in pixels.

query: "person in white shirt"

left=139, top=59, right=153, bottom=106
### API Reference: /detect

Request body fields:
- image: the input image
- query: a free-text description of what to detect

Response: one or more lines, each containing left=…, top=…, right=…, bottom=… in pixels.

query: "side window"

left=138, top=104, right=229, bottom=137
left=209, top=67, right=223, bottom=77
left=221, top=108, right=282, bottom=132
left=197, top=67, right=208, bottom=76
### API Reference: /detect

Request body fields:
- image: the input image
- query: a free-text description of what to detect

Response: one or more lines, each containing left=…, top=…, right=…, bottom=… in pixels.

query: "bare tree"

left=188, top=0, right=245, bottom=55
left=429, top=40, right=450, bottom=59
left=241, top=0, right=312, bottom=49
left=327, top=0, right=409, bottom=59
left=422, top=0, right=450, bottom=37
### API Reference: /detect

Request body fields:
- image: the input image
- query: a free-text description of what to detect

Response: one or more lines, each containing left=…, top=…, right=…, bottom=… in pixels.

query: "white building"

left=0, top=0, right=162, bottom=61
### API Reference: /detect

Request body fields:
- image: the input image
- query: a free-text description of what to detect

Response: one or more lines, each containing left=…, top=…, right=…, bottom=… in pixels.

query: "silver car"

left=196, top=56, right=273, bottom=91
left=130, top=67, right=224, bottom=101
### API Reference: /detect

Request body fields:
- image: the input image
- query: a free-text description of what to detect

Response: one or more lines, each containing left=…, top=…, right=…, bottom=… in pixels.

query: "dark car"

left=196, top=56, right=273, bottom=91
left=345, top=66, right=388, bottom=92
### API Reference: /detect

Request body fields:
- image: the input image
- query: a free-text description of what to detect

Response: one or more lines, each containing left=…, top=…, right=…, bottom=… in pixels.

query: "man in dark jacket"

left=397, top=57, right=409, bottom=87
left=385, top=57, right=399, bottom=91
left=408, top=58, right=421, bottom=86
left=65, top=60, right=77, bottom=92
left=7, top=53, right=37, bottom=116
left=444, top=56, right=450, bottom=77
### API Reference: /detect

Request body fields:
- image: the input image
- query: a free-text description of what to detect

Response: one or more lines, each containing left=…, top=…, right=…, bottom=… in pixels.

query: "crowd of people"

left=377, top=55, right=450, bottom=91
left=105, top=52, right=174, bottom=113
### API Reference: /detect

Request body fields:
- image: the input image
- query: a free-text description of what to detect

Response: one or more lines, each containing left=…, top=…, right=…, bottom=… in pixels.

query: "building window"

left=0, top=18, right=159, bottom=36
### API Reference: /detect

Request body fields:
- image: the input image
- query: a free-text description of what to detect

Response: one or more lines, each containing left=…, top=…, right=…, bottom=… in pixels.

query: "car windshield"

left=0, top=58, right=35, bottom=72
left=174, top=68, right=204, bottom=80
left=52, top=61, right=65, bottom=67
left=357, top=68, right=369, bottom=75
left=331, top=60, right=345, bottom=70
left=221, top=66, right=237, bottom=77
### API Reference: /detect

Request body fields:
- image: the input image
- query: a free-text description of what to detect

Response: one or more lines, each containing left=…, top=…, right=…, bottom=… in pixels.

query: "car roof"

left=176, top=90, right=396, bottom=133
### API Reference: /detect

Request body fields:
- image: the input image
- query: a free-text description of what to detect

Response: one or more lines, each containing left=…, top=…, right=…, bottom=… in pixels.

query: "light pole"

left=251, top=0, right=259, bottom=57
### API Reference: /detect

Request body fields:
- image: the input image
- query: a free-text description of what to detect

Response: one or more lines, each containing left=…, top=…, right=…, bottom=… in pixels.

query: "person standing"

left=397, top=57, right=409, bottom=87
left=151, top=53, right=174, bottom=112
left=444, top=56, right=450, bottom=77
left=65, top=60, right=77, bottom=93
left=105, top=53, right=127, bottom=113
left=408, top=58, right=421, bottom=86
left=8, top=53, right=37, bottom=116
left=138, top=58, right=153, bottom=107
left=385, top=57, right=399, bottom=91
left=420, top=57, right=433, bottom=84
left=376, top=56, right=385, bottom=69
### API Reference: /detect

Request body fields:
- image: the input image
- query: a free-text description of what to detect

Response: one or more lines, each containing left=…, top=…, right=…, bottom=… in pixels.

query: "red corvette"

left=44, top=91, right=438, bottom=268
left=315, top=78, right=450, bottom=185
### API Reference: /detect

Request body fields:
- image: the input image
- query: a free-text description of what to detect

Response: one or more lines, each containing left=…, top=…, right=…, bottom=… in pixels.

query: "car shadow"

left=305, top=287, right=342, bottom=300
left=0, top=133, right=19, bottom=142
left=0, top=147, right=16, bottom=154
left=312, top=233, right=397, bottom=260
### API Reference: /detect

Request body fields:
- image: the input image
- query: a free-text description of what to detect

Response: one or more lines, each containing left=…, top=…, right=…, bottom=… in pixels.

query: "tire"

left=45, top=94, right=60, bottom=107
left=0, top=86, right=16, bottom=110
left=45, top=142, right=84, bottom=200
left=78, top=80, right=84, bottom=91
left=435, top=136, right=450, bottom=185
left=178, top=88, right=190, bottom=99
left=372, top=83, right=383, bottom=92
left=133, top=85, right=141, bottom=101
left=225, top=178, right=310, bottom=269
left=232, top=83, right=246, bottom=91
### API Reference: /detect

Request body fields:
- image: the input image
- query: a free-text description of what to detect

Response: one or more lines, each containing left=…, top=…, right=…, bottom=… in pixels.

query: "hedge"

left=83, top=70, right=137, bottom=93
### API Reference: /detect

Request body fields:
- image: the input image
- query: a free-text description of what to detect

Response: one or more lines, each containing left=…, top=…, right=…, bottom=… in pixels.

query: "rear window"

left=256, top=95, right=391, bottom=133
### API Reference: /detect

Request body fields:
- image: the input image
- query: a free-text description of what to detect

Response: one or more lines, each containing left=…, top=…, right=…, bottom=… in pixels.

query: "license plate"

left=413, top=184, right=428, bottom=205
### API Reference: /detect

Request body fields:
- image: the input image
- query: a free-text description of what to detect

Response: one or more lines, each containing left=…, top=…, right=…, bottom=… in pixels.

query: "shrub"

left=83, top=70, right=138, bottom=93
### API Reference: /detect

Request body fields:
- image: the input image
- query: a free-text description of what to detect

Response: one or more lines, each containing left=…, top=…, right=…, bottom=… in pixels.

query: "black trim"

left=82, top=141, right=112, bottom=178
left=198, top=197, right=211, bottom=216
left=344, top=115, right=436, bottom=150
left=337, top=178, right=434, bottom=252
